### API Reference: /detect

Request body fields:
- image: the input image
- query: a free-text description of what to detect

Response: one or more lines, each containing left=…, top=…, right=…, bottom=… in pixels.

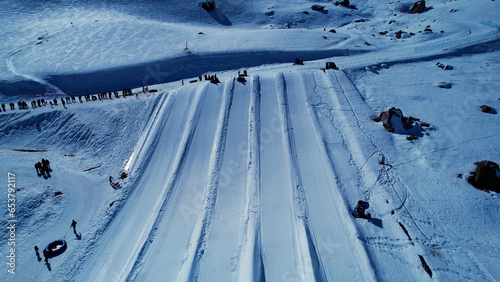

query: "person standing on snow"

left=44, top=159, right=51, bottom=170
left=71, top=220, right=78, bottom=234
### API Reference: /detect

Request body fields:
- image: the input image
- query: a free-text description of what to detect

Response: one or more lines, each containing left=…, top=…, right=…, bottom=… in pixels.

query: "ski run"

left=1, top=0, right=499, bottom=281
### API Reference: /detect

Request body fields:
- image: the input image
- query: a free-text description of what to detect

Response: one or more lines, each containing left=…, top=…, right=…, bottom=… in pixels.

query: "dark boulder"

left=334, top=0, right=350, bottom=7
left=201, top=1, right=216, bottom=12
left=311, top=5, right=325, bottom=11
left=480, top=105, right=493, bottom=113
left=409, top=0, right=426, bottom=14
left=374, top=107, right=419, bottom=133
left=468, top=161, right=500, bottom=191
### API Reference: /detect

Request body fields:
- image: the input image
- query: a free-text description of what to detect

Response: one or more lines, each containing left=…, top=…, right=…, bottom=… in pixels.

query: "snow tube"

left=44, top=240, right=67, bottom=258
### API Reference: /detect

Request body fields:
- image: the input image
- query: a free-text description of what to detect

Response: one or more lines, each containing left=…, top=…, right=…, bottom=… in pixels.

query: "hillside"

left=0, top=0, right=499, bottom=281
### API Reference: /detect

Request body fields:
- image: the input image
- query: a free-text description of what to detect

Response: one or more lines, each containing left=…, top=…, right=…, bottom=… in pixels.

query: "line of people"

left=1, top=88, right=138, bottom=113
left=34, top=158, right=51, bottom=176
left=182, top=73, right=222, bottom=86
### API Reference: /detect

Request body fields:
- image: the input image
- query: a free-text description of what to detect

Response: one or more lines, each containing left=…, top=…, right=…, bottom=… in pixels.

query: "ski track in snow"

left=73, top=67, right=497, bottom=282
left=3, top=1, right=499, bottom=280
left=131, top=82, right=222, bottom=281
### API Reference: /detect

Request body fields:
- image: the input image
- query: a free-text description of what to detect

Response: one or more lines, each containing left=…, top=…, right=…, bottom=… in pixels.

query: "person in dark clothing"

left=35, top=162, right=41, bottom=174
left=61, top=98, right=66, bottom=108
left=35, top=246, right=41, bottom=261
left=44, top=159, right=50, bottom=170
left=43, top=249, right=48, bottom=262
left=71, top=220, right=78, bottom=234
left=109, top=176, right=114, bottom=185
left=1, top=104, right=5, bottom=111
left=41, top=159, right=50, bottom=174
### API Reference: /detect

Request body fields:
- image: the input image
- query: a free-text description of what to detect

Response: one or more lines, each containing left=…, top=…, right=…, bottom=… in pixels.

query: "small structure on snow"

left=468, top=161, right=500, bottom=191
left=237, top=75, right=246, bottom=83
left=325, top=62, right=339, bottom=70
left=294, top=58, right=304, bottom=65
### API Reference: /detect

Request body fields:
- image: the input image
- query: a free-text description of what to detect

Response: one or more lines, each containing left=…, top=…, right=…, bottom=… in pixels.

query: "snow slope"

left=1, top=0, right=499, bottom=281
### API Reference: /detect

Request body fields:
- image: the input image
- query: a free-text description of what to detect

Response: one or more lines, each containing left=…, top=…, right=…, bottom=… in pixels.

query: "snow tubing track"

left=82, top=70, right=385, bottom=281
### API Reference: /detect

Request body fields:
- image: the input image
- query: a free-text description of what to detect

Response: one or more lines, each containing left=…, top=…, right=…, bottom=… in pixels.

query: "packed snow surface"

left=0, top=0, right=499, bottom=281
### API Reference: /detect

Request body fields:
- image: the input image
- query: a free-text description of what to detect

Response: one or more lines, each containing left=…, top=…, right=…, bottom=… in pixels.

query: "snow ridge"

left=126, top=85, right=209, bottom=281
left=237, top=74, right=265, bottom=282
left=276, top=72, right=326, bottom=281
left=177, top=78, right=235, bottom=281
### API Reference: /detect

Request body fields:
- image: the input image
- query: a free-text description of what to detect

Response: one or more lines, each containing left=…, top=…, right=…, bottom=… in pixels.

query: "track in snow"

left=77, top=70, right=382, bottom=281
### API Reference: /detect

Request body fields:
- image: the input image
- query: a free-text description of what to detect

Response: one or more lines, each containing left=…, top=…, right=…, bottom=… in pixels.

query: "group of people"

left=182, top=73, right=221, bottom=85
left=1, top=88, right=140, bottom=113
left=34, top=158, right=51, bottom=176
left=34, top=220, right=79, bottom=264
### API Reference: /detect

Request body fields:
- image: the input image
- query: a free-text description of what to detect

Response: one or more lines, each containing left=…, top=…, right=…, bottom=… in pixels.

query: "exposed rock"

left=311, top=4, right=325, bottom=11
left=438, top=82, right=452, bottom=89
left=374, top=107, right=419, bottom=133
left=468, top=161, right=500, bottom=191
left=409, top=0, right=426, bottom=14
left=201, top=1, right=216, bottom=12
left=480, top=105, right=493, bottom=113
left=334, top=0, right=350, bottom=7
left=407, top=136, right=419, bottom=142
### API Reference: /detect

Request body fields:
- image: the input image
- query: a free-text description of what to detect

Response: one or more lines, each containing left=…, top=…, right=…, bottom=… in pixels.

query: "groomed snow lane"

left=132, top=81, right=224, bottom=281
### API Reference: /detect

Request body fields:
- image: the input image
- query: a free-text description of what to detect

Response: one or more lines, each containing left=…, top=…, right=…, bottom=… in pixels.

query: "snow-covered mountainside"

left=1, top=0, right=499, bottom=281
